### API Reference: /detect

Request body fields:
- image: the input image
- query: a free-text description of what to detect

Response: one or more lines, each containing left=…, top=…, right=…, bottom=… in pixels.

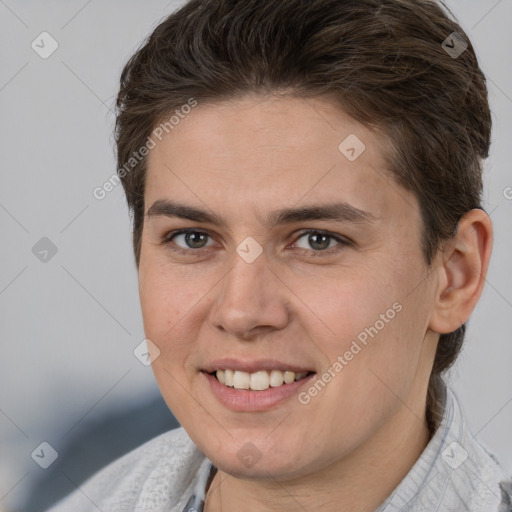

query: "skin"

left=138, top=94, right=493, bottom=512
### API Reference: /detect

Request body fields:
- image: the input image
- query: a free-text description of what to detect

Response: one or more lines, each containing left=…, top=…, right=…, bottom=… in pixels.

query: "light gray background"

left=1, top=1, right=511, bottom=510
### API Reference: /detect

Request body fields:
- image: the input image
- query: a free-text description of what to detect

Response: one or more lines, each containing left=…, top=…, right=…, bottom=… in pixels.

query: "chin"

left=200, top=437, right=322, bottom=482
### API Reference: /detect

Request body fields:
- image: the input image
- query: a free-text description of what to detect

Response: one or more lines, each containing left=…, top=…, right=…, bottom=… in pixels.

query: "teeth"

left=250, top=371, right=270, bottom=390
left=224, top=369, right=234, bottom=387
left=214, top=369, right=310, bottom=391
left=269, top=369, right=284, bottom=387
left=233, top=370, right=250, bottom=389
left=283, top=371, right=295, bottom=384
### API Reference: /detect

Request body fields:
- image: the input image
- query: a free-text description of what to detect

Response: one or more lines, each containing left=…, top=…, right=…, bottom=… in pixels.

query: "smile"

left=212, top=369, right=312, bottom=391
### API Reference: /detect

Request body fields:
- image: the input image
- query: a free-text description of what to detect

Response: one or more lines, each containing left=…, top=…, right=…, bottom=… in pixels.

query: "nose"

left=209, top=249, right=290, bottom=341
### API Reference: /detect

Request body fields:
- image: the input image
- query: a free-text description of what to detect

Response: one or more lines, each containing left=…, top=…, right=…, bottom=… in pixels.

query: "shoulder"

left=446, top=388, right=512, bottom=511
left=45, top=427, right=206, bottom=512
left=498, top=477, right=512, bottom=511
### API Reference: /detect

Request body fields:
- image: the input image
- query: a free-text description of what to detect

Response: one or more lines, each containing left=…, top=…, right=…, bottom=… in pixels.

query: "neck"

left=204, top=399, right=431, bottom=512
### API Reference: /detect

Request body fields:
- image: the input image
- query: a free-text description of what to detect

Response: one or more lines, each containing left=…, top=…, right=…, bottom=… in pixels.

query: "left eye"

left=293, top=230, right=347, bottom=252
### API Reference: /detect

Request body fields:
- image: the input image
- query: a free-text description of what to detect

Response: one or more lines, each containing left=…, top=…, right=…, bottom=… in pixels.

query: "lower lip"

left=202, top=371, right=315, bottom=412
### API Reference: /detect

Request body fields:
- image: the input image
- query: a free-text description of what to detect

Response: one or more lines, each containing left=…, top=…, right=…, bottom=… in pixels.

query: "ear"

left=429, top=208, right=493, bottom=334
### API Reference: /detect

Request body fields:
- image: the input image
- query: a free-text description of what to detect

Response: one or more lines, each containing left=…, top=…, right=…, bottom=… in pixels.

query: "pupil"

left=311, top=233, right=329, bottom=250
left=186, top=232, right=206, bottom=248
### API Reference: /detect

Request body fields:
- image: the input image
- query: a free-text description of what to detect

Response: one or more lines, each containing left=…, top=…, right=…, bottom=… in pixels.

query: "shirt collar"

left=182, top=457, right=217, bottom=512
left=376, top=380, right=506, bottom=511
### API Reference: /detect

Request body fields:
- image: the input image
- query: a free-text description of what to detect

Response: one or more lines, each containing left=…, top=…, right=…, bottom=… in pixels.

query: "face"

left=139, top=95, right=439, bottom=480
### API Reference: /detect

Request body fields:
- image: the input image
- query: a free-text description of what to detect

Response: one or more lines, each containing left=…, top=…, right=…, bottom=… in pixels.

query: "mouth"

left=201, top=359, right=317, bottom=411
left=207, top=369, right=315, bottom=391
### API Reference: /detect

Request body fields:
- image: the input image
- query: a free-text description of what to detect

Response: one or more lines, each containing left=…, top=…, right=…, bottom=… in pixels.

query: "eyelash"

left=162, top=229, right=351, bottom=257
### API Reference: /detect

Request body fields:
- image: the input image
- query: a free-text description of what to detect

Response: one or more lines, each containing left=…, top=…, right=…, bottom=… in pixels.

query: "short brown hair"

left=115, top=0, right=491, bottom=433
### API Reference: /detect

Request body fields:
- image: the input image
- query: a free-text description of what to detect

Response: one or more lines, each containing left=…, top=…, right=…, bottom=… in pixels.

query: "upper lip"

left=202, top=358, right=315, bottom=374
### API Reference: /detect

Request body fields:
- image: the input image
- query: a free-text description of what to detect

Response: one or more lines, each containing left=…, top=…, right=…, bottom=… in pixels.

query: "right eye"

left=163, top=229, right=216, bottom=254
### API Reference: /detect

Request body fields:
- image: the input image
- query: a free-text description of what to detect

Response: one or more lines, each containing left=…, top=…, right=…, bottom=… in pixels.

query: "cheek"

left=139, top=244, right=203, bottom=322
left=138, top=263, right=206, bottom=416
left=295, top=266, right=397, bottom=349
left=296, top=260, right=424, bottom=393
left=139, top=274, right=179, bottom=343
left=138, top=259, right=200, bottom=358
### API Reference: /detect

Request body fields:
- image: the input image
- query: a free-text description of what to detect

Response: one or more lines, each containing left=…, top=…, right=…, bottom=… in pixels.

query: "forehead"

left=144, top=95, right=418, bottom=226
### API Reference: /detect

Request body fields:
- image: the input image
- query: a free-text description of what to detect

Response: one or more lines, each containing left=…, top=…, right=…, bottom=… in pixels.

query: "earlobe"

left=428, top=209, right=493, bottom=334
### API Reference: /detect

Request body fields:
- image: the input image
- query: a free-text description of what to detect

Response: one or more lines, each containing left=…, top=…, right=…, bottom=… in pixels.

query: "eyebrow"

left=146, top=200, right=378, bottom=228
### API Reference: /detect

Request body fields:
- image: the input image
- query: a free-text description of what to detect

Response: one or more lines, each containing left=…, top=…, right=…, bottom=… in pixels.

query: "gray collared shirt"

left=184, top=384, right=512, bottom=511
left=45, top=382, right=511, bottom=512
